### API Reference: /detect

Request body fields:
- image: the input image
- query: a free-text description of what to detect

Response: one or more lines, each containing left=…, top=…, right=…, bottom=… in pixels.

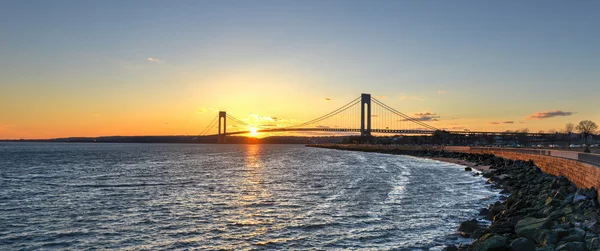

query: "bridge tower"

left=218, top=111, right=226, bottom=143
left=361, top=93, right=371, bottom=137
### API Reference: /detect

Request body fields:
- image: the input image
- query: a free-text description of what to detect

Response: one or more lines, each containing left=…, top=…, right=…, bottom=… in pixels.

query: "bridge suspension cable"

left=371, top=97, right=439, bottom=131
left=199, top=115, right=218, bottom=136
left=226, top=114, right=249, bottom=127
left=286, top=96, right=361, bottom=128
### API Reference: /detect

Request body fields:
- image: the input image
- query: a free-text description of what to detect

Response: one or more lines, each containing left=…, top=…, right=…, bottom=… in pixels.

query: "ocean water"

left=0, top=143, right=498, bottom=250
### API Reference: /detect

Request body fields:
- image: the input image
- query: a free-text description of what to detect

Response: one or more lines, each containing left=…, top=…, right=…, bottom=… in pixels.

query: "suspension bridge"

left=198, top=93, right=544, bottom=143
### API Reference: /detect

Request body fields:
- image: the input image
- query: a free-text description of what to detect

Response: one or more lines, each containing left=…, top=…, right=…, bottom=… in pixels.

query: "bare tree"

left=576, top=120, right=598, bottom=145
left=565, top=122, right=575, bottom=147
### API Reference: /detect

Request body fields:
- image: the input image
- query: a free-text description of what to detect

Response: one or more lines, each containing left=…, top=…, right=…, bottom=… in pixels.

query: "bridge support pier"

left=218, top=111, right=226, bottom=143
left=361, top=93, right=371, bottom=137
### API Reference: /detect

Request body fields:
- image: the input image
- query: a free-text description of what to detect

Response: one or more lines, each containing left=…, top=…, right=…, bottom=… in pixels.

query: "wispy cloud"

left=437, top=90, right=446, bottom=95
left=526, top=110, right=574, bottom=120
left=245, top=114, right=281, bottom=123
left=323, top=97, right=332, bottom=102
left=441, top=126, right=466, bottom=130
left=402, top=112, right=439, bottom=121
left=489, top=121, right=514, bottom=125
left=197, top=107, right=218, bottom=114
left=147, top=57, right=162, bottom=63
left=399, top=95, right=423, bottom=101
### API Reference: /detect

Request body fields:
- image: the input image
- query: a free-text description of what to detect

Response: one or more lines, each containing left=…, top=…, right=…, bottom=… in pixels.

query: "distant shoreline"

left=0, top=135, right=347, bottom=144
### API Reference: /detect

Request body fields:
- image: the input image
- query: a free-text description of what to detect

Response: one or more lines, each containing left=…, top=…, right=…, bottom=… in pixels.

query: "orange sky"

left=1, top=1, right=599, bottom=139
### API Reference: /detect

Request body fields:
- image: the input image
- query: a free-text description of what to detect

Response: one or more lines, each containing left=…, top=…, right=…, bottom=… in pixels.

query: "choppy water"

left=0, top=143, right=498, bottom=250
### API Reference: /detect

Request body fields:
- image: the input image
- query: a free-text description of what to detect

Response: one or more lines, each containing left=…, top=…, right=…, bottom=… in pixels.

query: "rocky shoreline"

left=309, top=144, right=600, bottom=251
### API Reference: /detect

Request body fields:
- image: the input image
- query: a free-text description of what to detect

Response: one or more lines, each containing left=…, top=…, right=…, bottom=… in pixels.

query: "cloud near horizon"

left=402, top=112, right=439, bottom=121
left=490, top=121, right=514, bottom=124
left=322, top=97, right=332, bottom=102
left=147, top=57, right=161, bottom=63
left=526, top=110, right=574, bottom=120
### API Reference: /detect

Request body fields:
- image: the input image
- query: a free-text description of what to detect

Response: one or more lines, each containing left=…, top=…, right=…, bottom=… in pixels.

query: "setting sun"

left=250, top=127, right=258, bottom=137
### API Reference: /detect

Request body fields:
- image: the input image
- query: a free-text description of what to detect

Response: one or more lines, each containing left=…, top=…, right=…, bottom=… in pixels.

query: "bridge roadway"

left=214, top=128, right=551, bottom=136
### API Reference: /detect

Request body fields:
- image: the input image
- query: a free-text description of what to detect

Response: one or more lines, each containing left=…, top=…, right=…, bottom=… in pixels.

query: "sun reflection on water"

left=229, top=144, right=275, bottom=241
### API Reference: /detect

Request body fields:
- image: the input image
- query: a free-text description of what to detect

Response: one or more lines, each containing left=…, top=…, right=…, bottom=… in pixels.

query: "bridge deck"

left=208, top=128, right=550, bottom=136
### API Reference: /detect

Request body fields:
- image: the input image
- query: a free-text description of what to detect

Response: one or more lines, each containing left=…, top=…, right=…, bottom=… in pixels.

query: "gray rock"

left=573, top=193, right=588, bottom=203
left=585, top=187, right=598, bottom=199
left=563, top=206, right=576, bottom=215
left=473, top=235, right=508, bottom=251
left=535, top=245, right=554, bottom=251
left=515, top=217, right=554, bottom=240
left=585, top=220, right=600, bottom=233
left=479, top=208, right=493, bottom=221
left=458, top=219, right=479, bottom=234
left=555, top=187, right=570, bottom=200
left=562, top=234, right=585, bottom=242
left=473, top=228, right=486, bottom=239
left=563, top=193, right=576, bottom=205
left=509, top=237, right=535, bottom=251
left=536, top=229, right=560, bottom=246
left=587, top=237, right=600, bottom=250
left=545, top=197, right=561, bottom=207
left=555, top=242, right=587, bottom=251
left=442, top=244, right=459, bottom=251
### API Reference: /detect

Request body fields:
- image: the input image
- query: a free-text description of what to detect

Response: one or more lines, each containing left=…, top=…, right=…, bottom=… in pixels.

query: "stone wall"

left=465, top=149, right=600, bottom=198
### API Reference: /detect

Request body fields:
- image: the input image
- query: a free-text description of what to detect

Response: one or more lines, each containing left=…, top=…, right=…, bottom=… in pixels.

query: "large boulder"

left=536, top=229, right=560, bottom=246
left=473, top=235, right=508, bottom=251
left=587, top=237, right=600, bottom=250
left=479, top=208, right=493, bottom=221
left=573, top=193, right=588, bottom=203
left=442, top=244, right=458, bottom=251
left=509, top=237, right=535, bottom=251
left=559, top=227, right=586, bottom=243
left=555, top=242, right=587, bottom=251
left=535, top=245, right=555, bottom=251
left=585, top=187, right=598, bottom=199
left=515, top=217, right=554, bottom=240
left=458, top=219, right=479, bottom=234
left=473, top=228, right=487, bottom=239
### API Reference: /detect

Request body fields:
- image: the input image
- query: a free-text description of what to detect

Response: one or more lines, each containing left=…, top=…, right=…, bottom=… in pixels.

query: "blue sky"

left=1, top=0, right=599, bottom=138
